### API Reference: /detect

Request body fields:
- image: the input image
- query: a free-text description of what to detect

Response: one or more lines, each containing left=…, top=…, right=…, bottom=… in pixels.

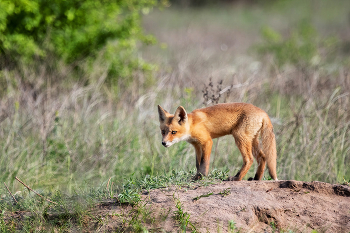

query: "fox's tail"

left=261, top=117, right=278, bottom=180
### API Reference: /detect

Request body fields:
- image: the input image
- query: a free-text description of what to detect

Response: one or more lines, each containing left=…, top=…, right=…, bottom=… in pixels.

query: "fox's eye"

left=171, top=131, right=177, bottom=134
left=161, top=130, right=165, bottom=135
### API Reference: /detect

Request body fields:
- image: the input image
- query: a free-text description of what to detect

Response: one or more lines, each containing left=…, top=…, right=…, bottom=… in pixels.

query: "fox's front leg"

left=191, top=144, right=202, bottom=180
left=192, top=140, right=213, bottom=180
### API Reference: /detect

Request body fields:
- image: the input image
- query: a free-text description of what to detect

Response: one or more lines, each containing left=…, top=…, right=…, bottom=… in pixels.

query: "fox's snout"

left=162, top=141, right=171, bottom=147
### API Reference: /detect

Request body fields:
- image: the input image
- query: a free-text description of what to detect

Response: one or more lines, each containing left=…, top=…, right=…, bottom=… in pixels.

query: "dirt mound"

left=99, top=180, right=350, bottom=232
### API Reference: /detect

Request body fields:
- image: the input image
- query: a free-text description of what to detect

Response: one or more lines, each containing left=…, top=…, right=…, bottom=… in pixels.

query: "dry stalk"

left=15, top=177, right=59, bottom=206
left=4, top=182, right=18, bottom=205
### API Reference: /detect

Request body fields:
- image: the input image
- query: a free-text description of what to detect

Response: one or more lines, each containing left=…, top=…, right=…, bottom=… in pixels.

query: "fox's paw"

left=226, top=176, right=240, bottom=181
left=192, top=173, right=203, bottom=181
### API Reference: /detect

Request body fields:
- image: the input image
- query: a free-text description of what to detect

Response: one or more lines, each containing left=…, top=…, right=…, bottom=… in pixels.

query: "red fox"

left=157, top=103, right=278, bottom=181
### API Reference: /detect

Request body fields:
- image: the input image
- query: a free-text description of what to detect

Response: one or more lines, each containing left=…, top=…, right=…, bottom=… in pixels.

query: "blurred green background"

left=0, top=0, right=349, bottom=193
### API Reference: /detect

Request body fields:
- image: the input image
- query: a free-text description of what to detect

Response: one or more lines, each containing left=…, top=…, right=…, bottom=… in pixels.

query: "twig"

left=4, top=182, right=18, bottom=205
left=15, top=177, right=59, bottom=205
left=202, top=80, right=251, bottom=107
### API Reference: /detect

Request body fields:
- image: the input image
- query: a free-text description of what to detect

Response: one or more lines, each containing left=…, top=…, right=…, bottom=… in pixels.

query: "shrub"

left=0, top=0, right=165, bottom=82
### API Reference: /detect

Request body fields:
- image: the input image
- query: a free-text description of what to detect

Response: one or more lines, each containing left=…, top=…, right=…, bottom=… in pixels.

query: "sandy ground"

left=97, top=180, right=350, bottom=232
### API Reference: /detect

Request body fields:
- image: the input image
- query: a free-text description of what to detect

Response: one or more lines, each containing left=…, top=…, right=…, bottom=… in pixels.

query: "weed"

left=203, top=78, right=225, bottom=105
left=219, top=188, right=231, bottom=197
left=128, top=204, right=151, bottom=233
left=209, top=168, right=230, bottom=181
left=342, top=177, right=350, bottom=186
left=192, top=192, right=214, bottom=201
left=228, top=220, right=236, bottom=233
left=173, top=195, right=197, bottom=232
left=117, top=188, right=141, bottom=205
left=270, top=221, right=277, bottom=232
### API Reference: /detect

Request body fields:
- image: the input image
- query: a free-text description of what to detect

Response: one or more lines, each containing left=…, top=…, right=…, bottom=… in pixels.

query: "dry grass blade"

left=4, top=182, right=18, bottom=205
left=15, top=177, right=59, bottom=206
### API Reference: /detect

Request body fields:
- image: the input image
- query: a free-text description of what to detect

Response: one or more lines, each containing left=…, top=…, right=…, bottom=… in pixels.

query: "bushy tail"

left=261, top=117, right=278, bottom=180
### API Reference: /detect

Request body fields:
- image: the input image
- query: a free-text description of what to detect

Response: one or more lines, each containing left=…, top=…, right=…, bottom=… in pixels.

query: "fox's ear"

left=174, top=106, right=187, bottom=125
left=158, top=105, right=169, bottom=123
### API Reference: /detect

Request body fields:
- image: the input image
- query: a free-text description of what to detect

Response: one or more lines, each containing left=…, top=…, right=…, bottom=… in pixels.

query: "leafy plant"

left=228, top=220, right=236, bottom=233
left=173, top=195, right=197, bottom=232
left=0, top=0, right=165, bottom=82
left=117, top=176, right=141, bottom=205
left=219, top=188, right=231, bottom=197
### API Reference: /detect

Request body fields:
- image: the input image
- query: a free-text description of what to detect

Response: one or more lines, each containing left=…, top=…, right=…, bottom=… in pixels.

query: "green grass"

left=0, top=169, right=224, bottom=232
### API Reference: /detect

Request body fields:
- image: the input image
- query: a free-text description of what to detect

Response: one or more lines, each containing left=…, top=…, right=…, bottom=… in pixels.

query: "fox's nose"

left=162, top=141, right=167, bottom=147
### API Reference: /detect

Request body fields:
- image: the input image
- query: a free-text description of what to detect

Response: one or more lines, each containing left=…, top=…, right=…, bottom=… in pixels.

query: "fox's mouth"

left=162, top=141, right=172, bottom=147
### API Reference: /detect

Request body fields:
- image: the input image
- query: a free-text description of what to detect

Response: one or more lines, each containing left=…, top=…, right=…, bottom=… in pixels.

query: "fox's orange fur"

left=157, top=103, right=278, bottom=181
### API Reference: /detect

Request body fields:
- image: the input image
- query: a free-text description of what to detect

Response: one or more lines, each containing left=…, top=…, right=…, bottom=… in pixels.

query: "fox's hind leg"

left=249, top=135, right=266, bottom=180
left=227, top=135, right=254, bottom=181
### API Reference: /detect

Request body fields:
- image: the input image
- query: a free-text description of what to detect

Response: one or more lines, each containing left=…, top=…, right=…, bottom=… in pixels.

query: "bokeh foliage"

left=0, top=0, right=163, bottom=81
left=257, top=21, right=339, bottom=69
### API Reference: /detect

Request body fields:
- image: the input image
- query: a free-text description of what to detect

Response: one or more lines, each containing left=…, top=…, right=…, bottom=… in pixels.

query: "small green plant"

left=117, top=176, right=141, bottom=205
left=219, top=188, right=231, bottom=197
left=128, top=204, right=151, bottom=233
left=228, top=220, right=236, bottom=233
left=173, top=195, right=197, bottom=232
left=270, top=221, right=277, bottom=232
left=117, top=189, right=141, bottom=205
left=192, top=192, right=213, bottom=201
left=209, top=168, right=230, bottom=181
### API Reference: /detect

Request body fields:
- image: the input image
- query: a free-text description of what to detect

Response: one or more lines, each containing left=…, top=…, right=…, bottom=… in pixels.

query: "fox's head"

left=157, top=105, right=191, bottom=147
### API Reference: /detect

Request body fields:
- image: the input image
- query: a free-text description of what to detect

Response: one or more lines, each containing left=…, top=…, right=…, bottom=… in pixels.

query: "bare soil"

left=98, top=180, right=350, bottom=232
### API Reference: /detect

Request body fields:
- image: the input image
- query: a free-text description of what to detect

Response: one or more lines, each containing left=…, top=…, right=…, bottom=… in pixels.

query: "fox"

left=157, top=103, right=278, bottom=181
